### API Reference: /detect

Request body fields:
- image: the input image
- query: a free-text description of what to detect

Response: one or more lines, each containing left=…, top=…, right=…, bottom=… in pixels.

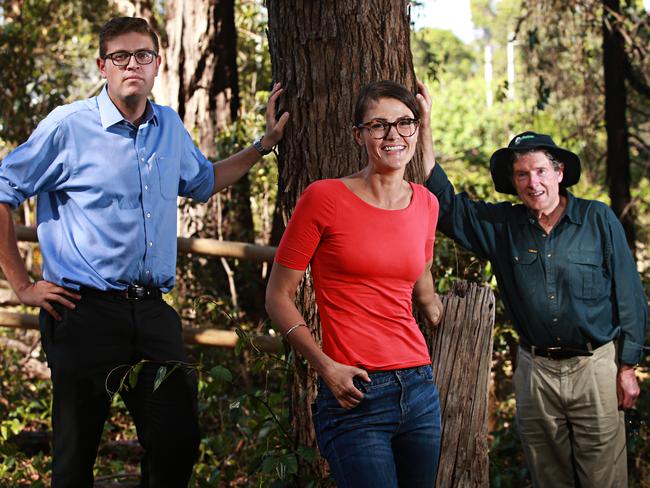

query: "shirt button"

left=547, top=253, right=552, bottom=258
left=146, top=212, right=151, bottom=218
left=549, top=294, right=555, bottom=300
left=553, top=318, right=558, bottom=322
left=145, top=270, right=150, bottom=275
left=141, top=157, right=145, bottom=162
left=542, top=234, right=547, bottom=238
left=556, top=337, right=561, bottom=341
left=144, top=185, right=149, bottom=191
left=148, top=241, right=153, bottom=247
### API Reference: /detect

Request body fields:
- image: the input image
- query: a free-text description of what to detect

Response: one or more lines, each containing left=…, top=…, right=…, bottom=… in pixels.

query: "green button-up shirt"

left=426, top=164, right=648, bottom=364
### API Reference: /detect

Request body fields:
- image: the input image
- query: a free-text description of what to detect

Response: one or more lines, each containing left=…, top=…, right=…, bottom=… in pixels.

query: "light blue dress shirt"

left=0, top=86, right=215, bottom=292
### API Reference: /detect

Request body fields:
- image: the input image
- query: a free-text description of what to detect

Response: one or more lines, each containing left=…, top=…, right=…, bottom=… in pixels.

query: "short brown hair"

left=99, top=17, right=159, bottom=59
left=512, top=149, right=563, bottom=171
left=508, top=149, right=563, bottom=182
left=354, top=81, right=420, bottom=125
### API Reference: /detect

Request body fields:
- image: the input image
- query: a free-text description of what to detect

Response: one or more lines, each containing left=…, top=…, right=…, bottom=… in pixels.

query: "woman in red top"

left=265, top=80, right=443, bottom=487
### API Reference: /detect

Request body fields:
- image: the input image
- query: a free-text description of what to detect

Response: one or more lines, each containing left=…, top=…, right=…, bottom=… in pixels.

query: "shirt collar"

left=97, top=84, right=158, bottom=129
left=562, top=190, right=582, bottom=225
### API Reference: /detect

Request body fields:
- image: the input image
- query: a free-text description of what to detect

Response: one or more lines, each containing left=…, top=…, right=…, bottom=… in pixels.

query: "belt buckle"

left=545, top=347, right=562, bottom=359
left=126, top=284, right=147, bottom=300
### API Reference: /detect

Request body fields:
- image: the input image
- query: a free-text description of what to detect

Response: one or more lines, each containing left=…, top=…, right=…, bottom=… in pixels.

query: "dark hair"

left=353, top=80, right=420, bottom=125
left=99, top=17, right=159, bottom=59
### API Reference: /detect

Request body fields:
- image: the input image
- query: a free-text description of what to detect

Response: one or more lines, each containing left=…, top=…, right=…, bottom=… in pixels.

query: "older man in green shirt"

left=425, top=131, right=647, bottom=487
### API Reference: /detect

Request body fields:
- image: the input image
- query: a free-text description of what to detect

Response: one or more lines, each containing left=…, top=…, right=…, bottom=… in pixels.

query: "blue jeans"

left=312, top=365, right=441, bottom=487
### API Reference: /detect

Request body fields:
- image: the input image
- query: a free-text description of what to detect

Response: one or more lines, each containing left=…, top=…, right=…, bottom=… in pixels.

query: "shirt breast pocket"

left=567, top=250, right=605, bottom=300
left=155, top=156, right=180, bottom=200
left=512, top=250, right=540, bottom=296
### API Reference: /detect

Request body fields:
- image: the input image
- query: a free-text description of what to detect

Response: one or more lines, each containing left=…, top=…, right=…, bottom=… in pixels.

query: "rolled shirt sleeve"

left=0, top=106, right=73, bottom=208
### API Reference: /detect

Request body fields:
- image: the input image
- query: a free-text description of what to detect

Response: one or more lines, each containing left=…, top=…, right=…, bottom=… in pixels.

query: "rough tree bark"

left=267, top=2, right=493, bottom=485
left=603, top=0, right=636, bottom=252
left=153, top=0, right=239, bottom=155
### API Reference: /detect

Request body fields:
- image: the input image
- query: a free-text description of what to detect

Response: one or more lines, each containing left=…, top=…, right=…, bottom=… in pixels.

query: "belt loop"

left=586, top=342, right=593, bottom=352
left=531, top=345, right=536, bottom=357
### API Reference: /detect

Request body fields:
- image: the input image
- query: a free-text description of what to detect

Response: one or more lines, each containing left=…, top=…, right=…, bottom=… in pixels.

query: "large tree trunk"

left=153, top=0, right=239, bottom=156
left=267, top=0, right=434, bottom=480
left=603, top=0, right=636, bottom=252
left=157, top=0, right=267, bottom=321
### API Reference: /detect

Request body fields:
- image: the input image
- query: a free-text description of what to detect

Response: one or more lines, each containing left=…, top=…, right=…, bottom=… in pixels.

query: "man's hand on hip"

left=616, top=364, right=640, bottom=409
left=16, top=281, right=80, bottom=321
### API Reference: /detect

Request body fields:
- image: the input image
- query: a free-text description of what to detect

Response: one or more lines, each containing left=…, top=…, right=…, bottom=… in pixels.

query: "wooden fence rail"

left=0, top=310, right=282, bottom=353
left=3, top=226, right=282, bottom=353
left=15, top=225, right=277, bottom=262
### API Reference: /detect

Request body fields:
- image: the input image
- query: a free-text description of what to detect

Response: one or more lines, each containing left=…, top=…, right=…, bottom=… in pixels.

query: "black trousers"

left=39, top=290, right=200, bottom=488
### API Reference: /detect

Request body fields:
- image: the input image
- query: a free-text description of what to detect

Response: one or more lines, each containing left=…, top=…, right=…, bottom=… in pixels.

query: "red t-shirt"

left=275, top=179, right=439, bottom=370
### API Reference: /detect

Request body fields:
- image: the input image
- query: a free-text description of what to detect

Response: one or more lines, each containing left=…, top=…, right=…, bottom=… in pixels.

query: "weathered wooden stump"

left=424, top=280, right=495, bottom=488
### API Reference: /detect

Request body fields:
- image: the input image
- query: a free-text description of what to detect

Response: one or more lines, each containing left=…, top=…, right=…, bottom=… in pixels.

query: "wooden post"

left=424, top=280, right=495, bottom=488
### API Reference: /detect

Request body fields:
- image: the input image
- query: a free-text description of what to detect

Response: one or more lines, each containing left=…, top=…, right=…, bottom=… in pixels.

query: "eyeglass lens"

left=366, top=119, right=419, bottom=139
left=107, top=50, right=156, bottom=66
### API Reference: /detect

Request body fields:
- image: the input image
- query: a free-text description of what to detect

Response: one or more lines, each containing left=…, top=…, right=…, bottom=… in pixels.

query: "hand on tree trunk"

left=261, top=82, right=290, bottom=150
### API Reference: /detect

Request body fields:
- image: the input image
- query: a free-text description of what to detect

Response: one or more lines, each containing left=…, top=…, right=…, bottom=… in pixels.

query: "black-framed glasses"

left=356, top=117, right=420, bottom=139
left=104, top=50, right=158, bottom=67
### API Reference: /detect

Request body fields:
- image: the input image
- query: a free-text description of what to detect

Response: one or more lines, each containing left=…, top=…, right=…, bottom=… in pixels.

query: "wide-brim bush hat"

left=489, top=131, right=581, bottom=195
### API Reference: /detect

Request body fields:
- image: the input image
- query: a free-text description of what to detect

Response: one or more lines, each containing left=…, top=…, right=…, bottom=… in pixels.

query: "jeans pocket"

left=352, top=376, right=370, bottom=394
left=417, top=364, right=435, bottom=383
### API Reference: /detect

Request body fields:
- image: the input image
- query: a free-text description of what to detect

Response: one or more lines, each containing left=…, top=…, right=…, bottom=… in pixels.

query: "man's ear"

left=557, top=162, right=565, bottom=184
left=97, top=57, right=107, bottom=78
left=154, top=55, right=161, bottom=77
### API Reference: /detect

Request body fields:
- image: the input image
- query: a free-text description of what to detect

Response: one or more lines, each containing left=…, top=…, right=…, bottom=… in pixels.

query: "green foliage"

left=0, top=0, right=113, bottom=148
left=188, top=330, right=321, bottom=487
left=411, top=27, right=478, bottom=82
left=0, top=338, right=52, bottom=485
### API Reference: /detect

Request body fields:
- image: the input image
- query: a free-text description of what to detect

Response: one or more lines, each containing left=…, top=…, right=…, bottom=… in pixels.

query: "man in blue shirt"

left=0, top=17, right=288, bottom=487
left=424, top=131, right=647, bottom=487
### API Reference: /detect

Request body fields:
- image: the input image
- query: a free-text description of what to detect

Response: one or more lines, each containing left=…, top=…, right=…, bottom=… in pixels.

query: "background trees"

left=0, top=0, right=648, bottom=485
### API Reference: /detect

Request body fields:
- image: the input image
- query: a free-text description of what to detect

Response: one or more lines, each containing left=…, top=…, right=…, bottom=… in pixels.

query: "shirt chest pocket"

left=567, top=250, right=605, bottom=300
left=512, top=250, right=541, bottom=296
left=155, top=156, right=180, bottom=200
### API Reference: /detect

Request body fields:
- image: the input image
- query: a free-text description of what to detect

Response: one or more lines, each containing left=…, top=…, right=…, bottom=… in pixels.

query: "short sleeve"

left=275, top=180, right=338, bottom=270
left=172, top=110, right=214, bottom=202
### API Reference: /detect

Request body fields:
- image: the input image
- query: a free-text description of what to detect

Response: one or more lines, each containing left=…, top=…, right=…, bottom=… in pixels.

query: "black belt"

left=520, top=342, right=600, bottom=359
left=80, top=284, right=162, bottom=301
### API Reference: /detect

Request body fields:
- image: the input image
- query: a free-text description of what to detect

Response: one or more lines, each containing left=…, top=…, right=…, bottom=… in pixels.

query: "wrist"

left=14, top=280, right=33, bottom=294
left=253, top=136, right=274, bottom=156
left=315, top=356, right=337, bottom=379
